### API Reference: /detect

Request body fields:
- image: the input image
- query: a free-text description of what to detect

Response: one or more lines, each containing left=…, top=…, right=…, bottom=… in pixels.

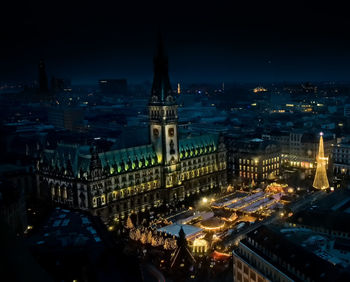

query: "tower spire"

left=150, top=32, right=173, bottom=103
left=38, top=59, right=49, bottom=93
left=313, top=132, right=329, bottom=189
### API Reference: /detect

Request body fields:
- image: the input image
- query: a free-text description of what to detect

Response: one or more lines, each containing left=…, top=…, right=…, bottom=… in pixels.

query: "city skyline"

left=3, top=4, right=350, bottom=280
left=1, top=2, right=350, bottom=84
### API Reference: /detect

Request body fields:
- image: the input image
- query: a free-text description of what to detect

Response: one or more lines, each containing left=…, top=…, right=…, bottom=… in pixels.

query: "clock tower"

left=149, top=34, right=180, bottom=189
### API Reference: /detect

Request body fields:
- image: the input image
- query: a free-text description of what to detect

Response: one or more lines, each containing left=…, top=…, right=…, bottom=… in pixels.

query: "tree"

left=164, top=238, right=172, bottom=250
left=151, top=237, right=159, bottom=247
left=129, top=229, right=136, bottom=240
left=135, top=229, right=141, bottom=241
left=140, top=232, right=147, bottom=244
left=147, top=230, right=153, bottom=244
left=158, top=236, right=164, bottom=246
left=126, top=216, right=134, bottom=229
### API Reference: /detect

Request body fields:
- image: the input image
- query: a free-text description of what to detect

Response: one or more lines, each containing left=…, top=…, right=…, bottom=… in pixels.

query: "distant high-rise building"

left=344, top=104, right=350, bottom=118
left=51, top=76, right=71, bottom=93
left=48, top=107, right=84, bottom=131
left=313, top=132, right=329, bottom=189
left=177, top=83, right=181, bottom=94
left=38, top=60, right=49, bottom=93
left=99, top=79, right=127, bottom=96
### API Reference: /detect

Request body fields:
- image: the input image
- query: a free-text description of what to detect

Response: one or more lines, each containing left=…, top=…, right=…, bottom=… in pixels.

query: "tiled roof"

left=43, top=143, right=159, bottom=176
left=179, top=134, right=219, bottom=160
left=42, top=134, right=221, bottom=176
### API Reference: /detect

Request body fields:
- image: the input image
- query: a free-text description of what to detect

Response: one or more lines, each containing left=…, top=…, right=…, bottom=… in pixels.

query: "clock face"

left=153, top=128, right=159, bottom=137
left=168, top=128, right=174, bottom=137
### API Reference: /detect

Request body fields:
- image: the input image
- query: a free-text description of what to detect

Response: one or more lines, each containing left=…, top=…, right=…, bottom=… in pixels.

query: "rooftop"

left=240, top=225, right=350, bottom=281
left=157, top=224, right=202, bottom=239
left=27, top=207, right=108, bottom=253
left=287, top=210, right=350, bottom=234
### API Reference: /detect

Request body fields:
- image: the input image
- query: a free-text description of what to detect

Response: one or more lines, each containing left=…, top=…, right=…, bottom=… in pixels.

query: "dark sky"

left=1, top=1, right=350, bottom=84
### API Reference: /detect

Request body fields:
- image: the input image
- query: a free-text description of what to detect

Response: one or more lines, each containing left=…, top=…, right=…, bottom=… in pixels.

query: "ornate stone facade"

left=36, top=37, right=227, bottom=221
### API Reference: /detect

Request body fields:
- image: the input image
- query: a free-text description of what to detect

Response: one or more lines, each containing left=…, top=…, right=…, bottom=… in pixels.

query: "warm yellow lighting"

left=253, top=87, right=267, bottom=93
left=313, top=134, right=329, bottom=189
left=201, top=223, right=225, bottom=231
left=202, top=197, right=208, bottom=204
left=157, top=154, right=162, bottom=163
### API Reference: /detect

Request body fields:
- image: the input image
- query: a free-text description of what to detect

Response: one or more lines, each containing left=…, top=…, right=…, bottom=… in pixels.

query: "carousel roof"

left=157, top=224, right=202, bottom=238
left=200, top=217, right=225, bottom=230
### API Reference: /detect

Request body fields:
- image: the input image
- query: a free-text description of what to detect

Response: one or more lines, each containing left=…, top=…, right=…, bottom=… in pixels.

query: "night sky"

left=1, top=1, right=350, bottom=84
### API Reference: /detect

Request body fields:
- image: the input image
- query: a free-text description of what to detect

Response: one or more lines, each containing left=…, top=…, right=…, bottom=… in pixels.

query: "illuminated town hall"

left=36, top=38, right=227, bottom=221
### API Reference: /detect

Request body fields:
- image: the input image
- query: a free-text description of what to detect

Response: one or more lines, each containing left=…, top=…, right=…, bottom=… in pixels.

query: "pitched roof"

left=42, top=143, right=159, bottom=177
left=179, top=134, right=219, bottom=160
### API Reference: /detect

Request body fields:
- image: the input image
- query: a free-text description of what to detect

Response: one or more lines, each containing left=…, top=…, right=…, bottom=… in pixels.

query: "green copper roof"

left=99, top=144, right=158, bottom=174
left=42, top=135, right=220, bottom=176
left=42, top=143, right=158, bottom=177
left=179, top=134, right=219, bottom=160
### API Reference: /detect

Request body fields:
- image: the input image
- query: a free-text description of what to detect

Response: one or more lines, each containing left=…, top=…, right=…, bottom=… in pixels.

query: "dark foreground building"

left=0, top=180, right=27, bottom=236
left=233, top=225, right=350, bottom=282
left=27, top=207, right=142, bottom=281
left=36, top=38, right=227, bottom=221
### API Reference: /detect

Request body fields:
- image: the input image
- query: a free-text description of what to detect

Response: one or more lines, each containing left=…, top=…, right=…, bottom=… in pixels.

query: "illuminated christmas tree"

left=313, top=133, right=329, bottom=189
left=126, top=216, right=134, bottom=229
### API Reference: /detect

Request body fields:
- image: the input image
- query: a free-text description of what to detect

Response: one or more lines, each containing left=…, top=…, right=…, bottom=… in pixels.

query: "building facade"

left=333, top=142, right=350, bottom=177
left=226, top=137, right=280, bottom=185
left=36, top=38, right=227, bottom=221
left=263, top=130, right=334, bottom=171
